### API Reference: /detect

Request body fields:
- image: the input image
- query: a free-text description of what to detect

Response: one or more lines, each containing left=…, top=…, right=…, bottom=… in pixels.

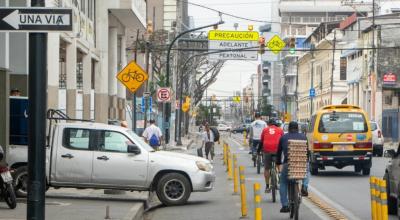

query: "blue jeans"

left=279, top=163, right=310, bottom=207
left=252, top=140, right=261, bottom=154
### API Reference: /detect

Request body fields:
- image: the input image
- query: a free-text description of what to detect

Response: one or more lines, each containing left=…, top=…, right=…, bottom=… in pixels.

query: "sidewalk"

left=0, top=188, right=148, bottom=220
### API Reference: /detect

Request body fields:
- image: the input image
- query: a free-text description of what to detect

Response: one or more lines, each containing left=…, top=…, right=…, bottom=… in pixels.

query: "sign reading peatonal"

left=0, top=8, right=73, bottom=32
left=208, top=30, right=259, bottom=60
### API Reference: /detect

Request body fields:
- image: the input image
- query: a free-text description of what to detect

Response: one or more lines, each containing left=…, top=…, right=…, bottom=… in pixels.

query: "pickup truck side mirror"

left=127, top=144, right=141, bottom=155
left=384, top=149, right=396, bottom=158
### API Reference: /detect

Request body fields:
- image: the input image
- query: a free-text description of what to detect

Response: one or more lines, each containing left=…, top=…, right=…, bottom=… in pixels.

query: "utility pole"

left=28, top=0, right=47, bottom=219
left=143, top=40, right=150, bottom=128
left=132, top=29, right=139, bottom=133
left=330, top=30, right=336, bottom=104
left=295, top=56, right=299, bottom=120
left=310, top=44, right=315, bottom=119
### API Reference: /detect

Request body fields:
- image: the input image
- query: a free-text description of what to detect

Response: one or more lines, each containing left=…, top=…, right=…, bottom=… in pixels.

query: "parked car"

left=217, top=124, right=232, bottom=132
left=7, top=120, right=215, bottom=206
left=370, top=121, right=384, bottom=157
left=232, top=124, right=250, bottom=134
left=384, top=144, right=400, bottom=216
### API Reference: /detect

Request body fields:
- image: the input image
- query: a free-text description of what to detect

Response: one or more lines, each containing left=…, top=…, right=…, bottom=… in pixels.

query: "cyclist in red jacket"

left=258, top=118, right=284, bottom=193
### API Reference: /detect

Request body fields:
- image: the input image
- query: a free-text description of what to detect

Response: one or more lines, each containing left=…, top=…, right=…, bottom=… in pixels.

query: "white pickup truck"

left=7, top=121, right=215, bottom=206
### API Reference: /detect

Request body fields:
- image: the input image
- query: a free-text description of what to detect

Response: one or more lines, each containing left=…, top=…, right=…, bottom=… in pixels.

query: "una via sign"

left=0, top=8, right=73, bottom=31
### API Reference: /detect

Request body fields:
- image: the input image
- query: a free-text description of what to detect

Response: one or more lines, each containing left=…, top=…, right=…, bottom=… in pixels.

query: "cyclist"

left=276, top=121, right=310, bottom=213
left=258, top=118, right=284, bottom=193
left=249, top=112, right=267, bottom=157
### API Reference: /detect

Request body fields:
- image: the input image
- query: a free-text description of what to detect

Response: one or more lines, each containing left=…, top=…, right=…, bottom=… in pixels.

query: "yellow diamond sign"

left=267, top=35, right=286, bottom=54
left=116, top=60, right=148, bottom=93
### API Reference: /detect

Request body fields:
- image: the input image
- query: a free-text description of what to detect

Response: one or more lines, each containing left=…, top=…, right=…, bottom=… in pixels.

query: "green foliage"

left=195, top=103, right=221, bottom=126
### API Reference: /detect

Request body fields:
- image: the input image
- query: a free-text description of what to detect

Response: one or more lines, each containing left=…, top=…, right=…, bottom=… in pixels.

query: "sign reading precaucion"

left=208, top=30, right=259, bottom=61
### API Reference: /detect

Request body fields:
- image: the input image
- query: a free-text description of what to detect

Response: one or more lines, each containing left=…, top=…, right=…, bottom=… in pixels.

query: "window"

left=63, top=128, right=91, bottom=150
left=77, top=62, right=83, bottom=90
left=370, top=122, right=378, bottom=131
left=385, top=95, right=393, bottom=105
left=318, top=112, right=368, bottom=133
left=98, top=131, right=133, bottom=153
left=340, top=57, right=347, bottom=80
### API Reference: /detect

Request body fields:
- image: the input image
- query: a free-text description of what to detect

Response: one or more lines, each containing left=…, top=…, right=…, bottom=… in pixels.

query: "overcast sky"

left=188, top=0, right=272, bottom=98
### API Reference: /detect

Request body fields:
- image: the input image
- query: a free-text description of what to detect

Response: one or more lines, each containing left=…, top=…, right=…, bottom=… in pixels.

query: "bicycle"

left=269, top=155, right=279, bottom=203
left=288, top=179, right=301, bottom=220
left=121, top=69, right=145, bottom=82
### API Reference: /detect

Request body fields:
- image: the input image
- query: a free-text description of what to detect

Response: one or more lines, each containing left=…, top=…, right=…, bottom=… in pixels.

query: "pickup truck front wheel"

left=156, top=173, right=191, bottom=206
left=13, top=166, right=28, bottom=197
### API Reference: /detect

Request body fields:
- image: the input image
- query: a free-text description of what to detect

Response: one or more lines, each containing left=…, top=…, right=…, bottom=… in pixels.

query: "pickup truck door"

left=52, top=128, right=94, bottom=184
left=91, top=130, right=148, bottom=187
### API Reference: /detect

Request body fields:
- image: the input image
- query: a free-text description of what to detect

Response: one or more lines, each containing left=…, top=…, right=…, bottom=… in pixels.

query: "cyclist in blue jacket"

left=276, top=121, right=310, bottom=213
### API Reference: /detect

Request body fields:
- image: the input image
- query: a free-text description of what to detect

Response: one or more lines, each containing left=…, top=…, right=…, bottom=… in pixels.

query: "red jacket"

left=260, top=125, right=284, bottom=153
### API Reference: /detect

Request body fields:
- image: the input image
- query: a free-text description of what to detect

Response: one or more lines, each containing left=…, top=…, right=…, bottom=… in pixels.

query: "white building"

left=1, top=0, right=147, bottom=123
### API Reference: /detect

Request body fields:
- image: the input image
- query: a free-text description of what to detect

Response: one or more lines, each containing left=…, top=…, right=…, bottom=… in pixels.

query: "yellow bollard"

left=370, top=177, right=377, bottom=220
left=239, top=166, right=248, bottom=218
left=254, top=183, right=262, bottom=220
left=243, top=131, right=247, bottom=146
left=380, top=179, right=389, bottom=220
left=376, top=177, right=382, bottom=220
left=227, top=149, right=233, bottom=180
left=223, top=143, right=227, bottom=165
left=233, top=154, right=239, bottom=194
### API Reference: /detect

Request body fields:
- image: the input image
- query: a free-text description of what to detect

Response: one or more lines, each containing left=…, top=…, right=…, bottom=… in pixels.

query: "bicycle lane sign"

left=116, top=60, right=148, bottom=93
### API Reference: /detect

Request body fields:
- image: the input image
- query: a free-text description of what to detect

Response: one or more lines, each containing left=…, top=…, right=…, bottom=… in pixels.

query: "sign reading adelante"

left=208, top=30, right=259, bottom=41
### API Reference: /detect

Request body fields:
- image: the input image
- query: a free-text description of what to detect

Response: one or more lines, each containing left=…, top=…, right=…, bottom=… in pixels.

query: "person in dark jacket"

left=276, top=121, right=310, bottom=213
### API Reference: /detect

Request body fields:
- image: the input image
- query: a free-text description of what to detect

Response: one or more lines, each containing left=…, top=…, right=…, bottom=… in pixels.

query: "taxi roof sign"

left=117, top=60, right=148, bottom=93
left=208, top=30, right=259, bottom=41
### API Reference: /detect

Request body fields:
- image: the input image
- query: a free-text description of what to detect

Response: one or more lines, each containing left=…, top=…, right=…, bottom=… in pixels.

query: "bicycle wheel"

left=252, top=154, right=256, bottom=167
left=121, top=73, right=131, bottom=82
left=257, top=155, right=261, bottom=174
left=271, top=169, right=276, bottom=203
left=135, top=73, right=145, bottom=82
left=290, top=182, right=300, bottom=220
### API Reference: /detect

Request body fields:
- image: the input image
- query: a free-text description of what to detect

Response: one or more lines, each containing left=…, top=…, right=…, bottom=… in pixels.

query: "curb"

left=123, top=203, right=145, bottom=220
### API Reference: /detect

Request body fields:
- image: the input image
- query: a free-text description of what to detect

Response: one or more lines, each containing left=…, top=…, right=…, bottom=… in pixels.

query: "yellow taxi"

left=308, top=105, right=373, bottom=175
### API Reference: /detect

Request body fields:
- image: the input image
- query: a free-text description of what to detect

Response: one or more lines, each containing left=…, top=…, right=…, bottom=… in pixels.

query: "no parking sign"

left=157, top=88, right=171, bottom=102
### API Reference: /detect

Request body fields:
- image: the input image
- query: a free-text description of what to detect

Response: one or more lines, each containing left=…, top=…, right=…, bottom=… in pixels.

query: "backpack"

left=210, top=127, right=220, bottom=142
left=149, top=134, right=160, bottom=147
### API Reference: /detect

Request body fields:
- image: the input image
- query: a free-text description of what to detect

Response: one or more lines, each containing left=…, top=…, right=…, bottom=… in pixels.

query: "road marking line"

left=308, top=185, right=361, bottom=220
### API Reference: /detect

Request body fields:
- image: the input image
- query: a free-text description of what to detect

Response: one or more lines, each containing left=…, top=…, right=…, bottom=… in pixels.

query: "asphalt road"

left=231, top=133, right=398, bottom=220
left=146, top=134, right=327, bottom=220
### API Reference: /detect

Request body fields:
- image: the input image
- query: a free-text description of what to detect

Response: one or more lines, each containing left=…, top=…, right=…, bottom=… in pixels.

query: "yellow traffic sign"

left=116, top=60, right=148, bottom=93
left=233, top=96, right=241, bottom=103
left=267, top=35, right=286, bottom=54
left=182, top=102, right=190, bottom=112
left=208, top=30, right=259, bottom=41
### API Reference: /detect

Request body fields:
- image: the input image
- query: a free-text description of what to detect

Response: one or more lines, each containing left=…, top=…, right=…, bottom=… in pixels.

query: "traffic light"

left=147, top=20, right=153, bottom=35
left=288, top=37, right=296, bottom=54
left=259, top=36, right=266, bottom=54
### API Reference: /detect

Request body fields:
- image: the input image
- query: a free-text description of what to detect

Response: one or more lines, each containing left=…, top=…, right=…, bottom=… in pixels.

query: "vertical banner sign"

left=141, top=97, right=145, bottom=113
left=149, top=97, right=153, bottom=113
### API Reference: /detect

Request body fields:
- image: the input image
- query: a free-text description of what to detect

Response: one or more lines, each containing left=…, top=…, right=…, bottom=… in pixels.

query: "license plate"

left=333, top=145, right=354, bottom=151
left=0, top=171, right=13, bottom=182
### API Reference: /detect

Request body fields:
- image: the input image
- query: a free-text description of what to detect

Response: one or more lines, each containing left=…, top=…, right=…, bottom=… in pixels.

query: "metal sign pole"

left=27, top=0, right=47, bottom=219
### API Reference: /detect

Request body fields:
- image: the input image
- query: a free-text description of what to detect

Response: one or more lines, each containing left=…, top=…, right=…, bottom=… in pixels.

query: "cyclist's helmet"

left=268, top=118, right=279, bottom=126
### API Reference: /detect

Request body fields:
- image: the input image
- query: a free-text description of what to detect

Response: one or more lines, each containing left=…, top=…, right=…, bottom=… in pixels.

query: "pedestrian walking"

left=142, top=119, right=163, bottom=150
left=202, top=124, right=215, bottom=162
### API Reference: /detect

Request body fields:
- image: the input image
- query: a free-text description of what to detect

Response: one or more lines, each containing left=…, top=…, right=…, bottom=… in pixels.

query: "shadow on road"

left=315, top=171, right=365, bottom=177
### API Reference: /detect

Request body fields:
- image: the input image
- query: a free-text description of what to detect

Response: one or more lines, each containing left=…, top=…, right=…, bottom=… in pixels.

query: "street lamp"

left=164, top=20, right=224, bottom=144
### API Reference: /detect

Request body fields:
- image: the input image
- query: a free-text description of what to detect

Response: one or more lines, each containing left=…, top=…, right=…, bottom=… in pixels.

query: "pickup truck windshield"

left=126, top=130, right=155, bottom=152
left=318, top=112, right=368, bottom=133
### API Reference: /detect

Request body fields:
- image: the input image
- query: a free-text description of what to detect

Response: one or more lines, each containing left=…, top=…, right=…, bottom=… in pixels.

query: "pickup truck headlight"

left=196, top=161, right=213, bottom=172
